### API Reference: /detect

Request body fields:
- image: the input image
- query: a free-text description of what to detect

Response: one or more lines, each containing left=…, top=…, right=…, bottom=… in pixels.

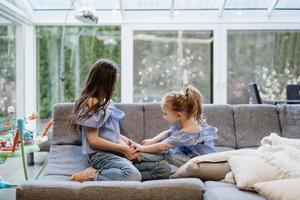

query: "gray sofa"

left=17, top=103, right=300, bottom=200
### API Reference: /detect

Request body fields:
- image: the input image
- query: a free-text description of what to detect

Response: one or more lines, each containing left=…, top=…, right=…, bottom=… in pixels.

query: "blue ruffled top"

left=75, top=104, right=125, bottom=155
left=162, top=123, right=218, bottom=156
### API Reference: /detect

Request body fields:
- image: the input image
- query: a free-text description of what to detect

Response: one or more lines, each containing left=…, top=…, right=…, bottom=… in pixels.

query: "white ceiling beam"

left=32, top=10, right=300, bottom=25
left=267, top=0, right=280, bottom=17
left=14, top=0, right=33, bottom=16
left=119, top=0, right=124, bottom=19
left=170, top=0, right=175, bottom=18
left=0, top=0, right=32, bottom=24
left=219, top=0, right=227, bottom=17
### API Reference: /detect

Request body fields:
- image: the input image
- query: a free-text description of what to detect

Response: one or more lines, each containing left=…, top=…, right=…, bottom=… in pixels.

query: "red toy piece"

left=1, top=146, right=20, bottom=151
left=41, top=119, right=53, bottom=137
left=12, top=128, right=19, bottom=152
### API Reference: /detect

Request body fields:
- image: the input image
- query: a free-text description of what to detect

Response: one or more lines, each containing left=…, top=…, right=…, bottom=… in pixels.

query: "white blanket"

left=257, top=133, right=300, bottom=178
left=223, top=133, right=300, bottom=189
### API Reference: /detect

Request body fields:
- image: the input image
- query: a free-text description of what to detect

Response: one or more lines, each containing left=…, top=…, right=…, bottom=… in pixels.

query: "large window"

left=133, top=30, right=213, bottom=103
left=227, top=30, right=300, bottom=104
left=37, top=26, right=121, bottom=120
left=0, top=16, right=16, bottom=130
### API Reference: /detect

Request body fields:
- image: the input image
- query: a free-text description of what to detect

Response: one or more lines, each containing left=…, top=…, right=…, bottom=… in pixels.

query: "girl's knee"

left=156, top=161, right=171, bottom=178
left=123, top=168, right=142, bottom=181
left=144, top=161, right=171, bottom=180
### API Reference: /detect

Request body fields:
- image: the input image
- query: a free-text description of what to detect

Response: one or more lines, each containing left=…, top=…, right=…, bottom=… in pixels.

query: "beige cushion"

left=254, top=179, right=300, bottom=200
left=228, top=155, right=282, bottom=191
left=172, top=149, right=256, bottom=181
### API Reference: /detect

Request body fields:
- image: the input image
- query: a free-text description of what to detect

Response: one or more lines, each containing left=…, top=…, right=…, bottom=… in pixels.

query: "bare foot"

left=70, top=167, right=97, bottom=182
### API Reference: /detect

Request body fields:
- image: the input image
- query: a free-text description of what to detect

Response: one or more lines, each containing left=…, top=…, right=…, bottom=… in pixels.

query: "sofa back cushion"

left=114, top=103, right=144, bottom=143
left=279, top=105, right=300, bottom=139
left=52, top=103, right=81, bottom=145
left=52, top=103, right=145, bottom=145
left=203, top=105, right=236, bottom=148
left=144, top=103, right=169, bottom=139
left=234, top=105, right=281, bottom=148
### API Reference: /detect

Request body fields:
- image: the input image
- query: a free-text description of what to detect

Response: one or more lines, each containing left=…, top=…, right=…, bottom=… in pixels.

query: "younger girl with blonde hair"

left=137, top=85, right=218, bottom=168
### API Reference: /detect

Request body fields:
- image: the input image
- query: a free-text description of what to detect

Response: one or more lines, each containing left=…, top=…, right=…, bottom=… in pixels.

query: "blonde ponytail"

left=162, top=85, right=205, bottom=124
left=185, top=85, right=205, bottom=124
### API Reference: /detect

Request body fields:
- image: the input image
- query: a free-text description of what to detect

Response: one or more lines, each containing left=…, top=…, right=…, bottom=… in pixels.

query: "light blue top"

left=75, top=104, right=125, bottom=155
left=162, top=123, right=218, bottom=157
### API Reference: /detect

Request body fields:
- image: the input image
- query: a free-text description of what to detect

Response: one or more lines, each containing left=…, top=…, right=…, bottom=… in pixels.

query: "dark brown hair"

left=162, top=85, right=205, bottom=124
left=69, top=59, right=119, bottom=130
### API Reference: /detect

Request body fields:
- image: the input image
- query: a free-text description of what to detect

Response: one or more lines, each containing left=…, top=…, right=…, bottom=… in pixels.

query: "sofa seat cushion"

left=17, top=178, right=204, bottom=200
left=204, top=181, right=265, bottom=200
left=42, top=175, right=71, bottom=181
left=45, top=145, right=89, bottom=176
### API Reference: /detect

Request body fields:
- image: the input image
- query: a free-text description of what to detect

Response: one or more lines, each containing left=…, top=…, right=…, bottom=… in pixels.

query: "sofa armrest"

left=17, top=178, right=204, bottom=200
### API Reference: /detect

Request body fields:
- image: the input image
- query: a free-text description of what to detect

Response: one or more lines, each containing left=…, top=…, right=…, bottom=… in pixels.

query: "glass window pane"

left=227, top=30, right=300, bottom=104
left=133, top=30, right=213, bottom=103
left=276, top=0, right=300, bottom=9
left=37, top=26, right=121, bottom=123
left=0, top=16, right=16, bottom=131
left=225, top=0, right=272, bottom=9
left=175, top=0, right=222, bottom=10
left=123, top=0, right=172, bottom=10
left=30, top=0, right=120, bottom=10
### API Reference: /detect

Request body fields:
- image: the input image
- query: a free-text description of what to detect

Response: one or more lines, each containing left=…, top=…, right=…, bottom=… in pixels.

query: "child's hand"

left=132, top=152, right=141, bottom=163
left=123, top=146, right=141, bottom=162
left=128, top=139, right=142, bottom=149
left=122, top=146, right=138, bottom=161
left=142, top=138, right=155, bottom=145
left=129, top=145, right=141, bottom=162
left=136, top=145, right=145, bottom=152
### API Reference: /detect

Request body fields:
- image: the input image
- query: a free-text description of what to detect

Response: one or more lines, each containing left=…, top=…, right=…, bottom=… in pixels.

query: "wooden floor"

left=0, top=152, right=48, bottom=200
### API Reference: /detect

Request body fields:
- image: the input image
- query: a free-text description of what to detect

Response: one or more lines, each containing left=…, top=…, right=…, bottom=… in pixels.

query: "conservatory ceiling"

left=2, top=0, right=300, bottom=24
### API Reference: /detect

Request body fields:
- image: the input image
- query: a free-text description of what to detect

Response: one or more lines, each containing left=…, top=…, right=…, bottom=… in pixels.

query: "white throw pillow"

left=172, top=149, right=256, bottom=181
left=254, top=179, right=300, bottom=200
left=228, top=155, right=283, bottom=191
left=222, top=171, right=236, bottom=184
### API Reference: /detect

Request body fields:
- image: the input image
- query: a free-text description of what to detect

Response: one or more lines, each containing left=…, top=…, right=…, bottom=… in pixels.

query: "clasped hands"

left=123, top=138, right=156, bottom=163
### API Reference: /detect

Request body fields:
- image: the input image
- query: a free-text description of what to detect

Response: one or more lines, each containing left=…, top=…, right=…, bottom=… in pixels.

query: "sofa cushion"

left=115, top=103, right=144, bottom=143
left=17, top=178, right=204, bottom=200
left=215, top=146, right=235, bottom=152
left=173, top=149, right=256, bottom=181
left=45, top=145, right=89, bottom=176
left=254, top=179, right=300, bottom=200
left=42, top=175, right=71, bottom=181
left=233, top=105, right=281, bottom=148
left=204, top=181, right=265, bottom=200
left=53, top=103, right=81, bottom=145
left=278, top=105, right=300, bottom=139
left=52, top=103, right=145, bottom=145
left=228, top=155, right=282, bottom=191
left=144, top=103, right=169, bottom=139
left=203, top=105, right=236, bottom=148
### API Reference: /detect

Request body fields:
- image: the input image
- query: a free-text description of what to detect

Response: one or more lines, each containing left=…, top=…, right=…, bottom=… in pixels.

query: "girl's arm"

left=86, top=127, right=137, bottom=160
left=120, top=134, right=142, bottom=148
left=117, top=136, right=128, bottom=146
left=142, top=129, right=171, bottom=145
left=137, top=142, right=174, bottom=153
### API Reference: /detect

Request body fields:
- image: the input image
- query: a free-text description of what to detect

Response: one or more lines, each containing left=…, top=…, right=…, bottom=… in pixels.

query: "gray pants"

left=89, top=151, right=171, bottom=181
left=139, top=151, right=193, bottom=168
